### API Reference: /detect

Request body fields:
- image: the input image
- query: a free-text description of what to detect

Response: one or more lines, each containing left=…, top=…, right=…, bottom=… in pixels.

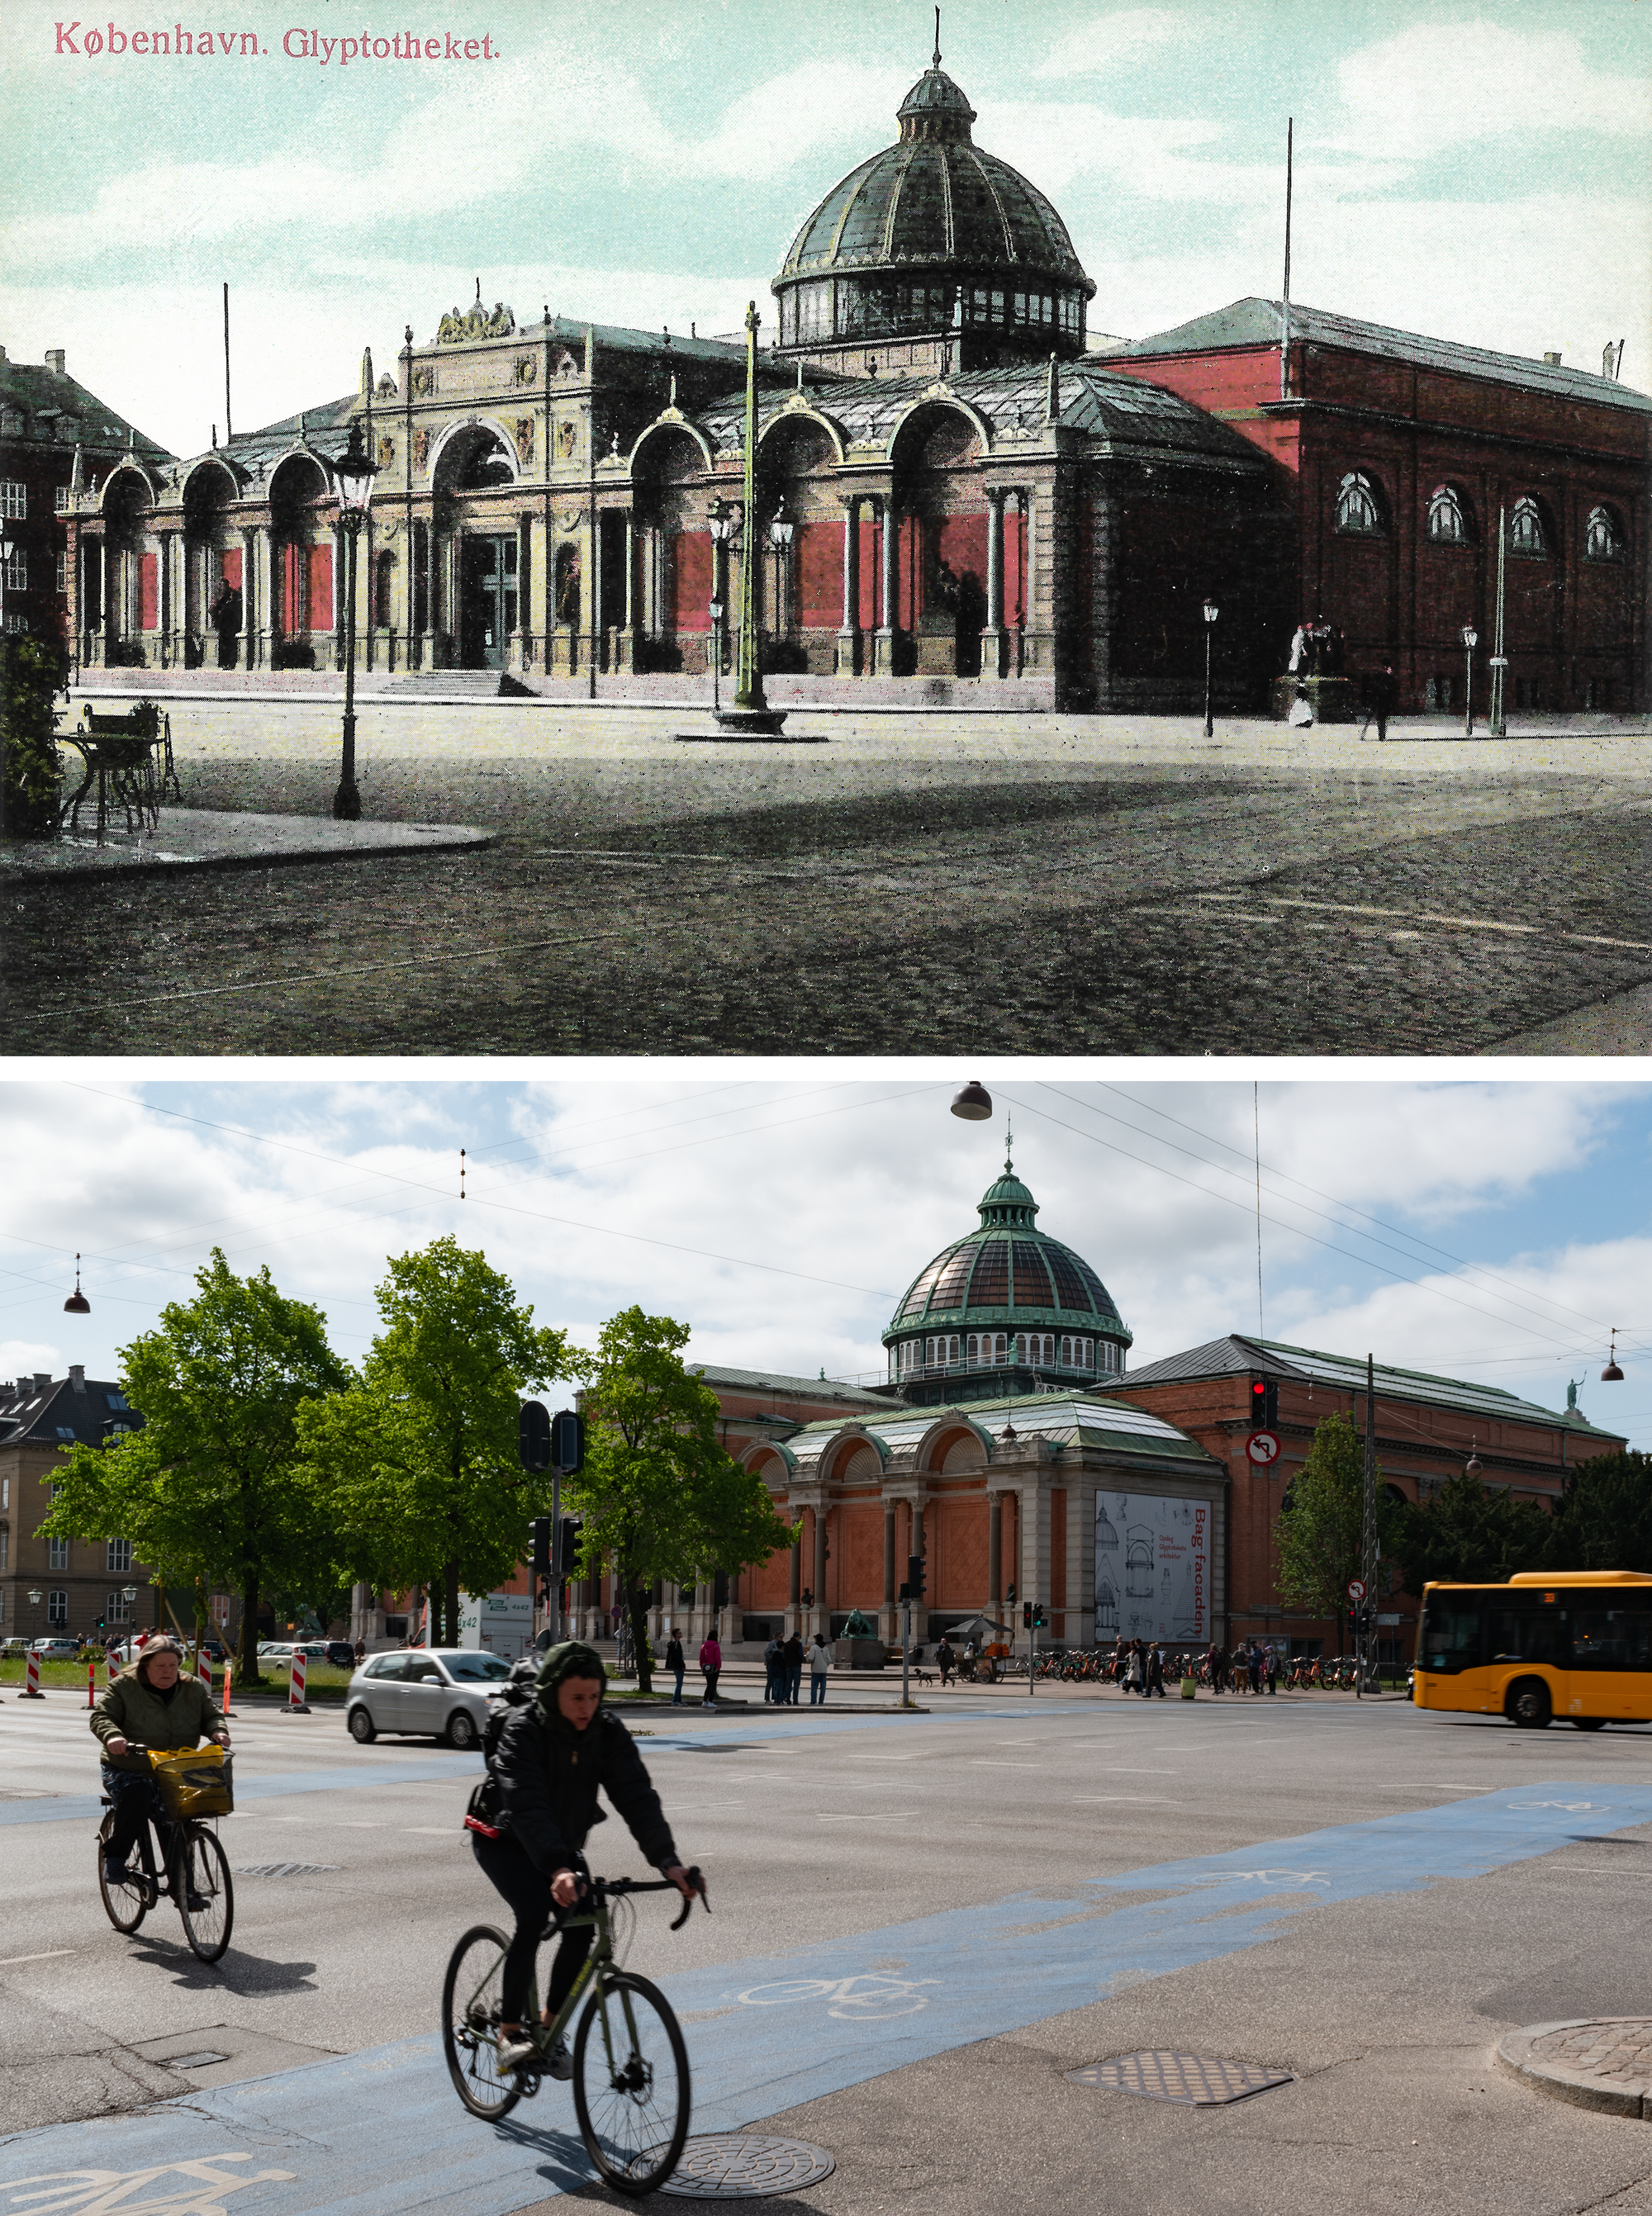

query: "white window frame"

left=0, top=480, right=26, bottom=520
left=107, top=1537, right=132, bottom=1573
left=47, top=1589, right=69, bottom=1626
left=47, top=1535, right=70, bottom=1570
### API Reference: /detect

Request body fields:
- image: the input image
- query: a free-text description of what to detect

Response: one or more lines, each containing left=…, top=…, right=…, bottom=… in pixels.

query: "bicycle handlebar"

left=579, top=1866, right=710, bottom=1930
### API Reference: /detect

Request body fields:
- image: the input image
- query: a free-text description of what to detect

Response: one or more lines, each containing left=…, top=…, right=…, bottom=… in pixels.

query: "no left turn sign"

left=1347, top=1579, right=1367, bottom=1602
left=1246, top=1430, right=1281, bottom=1467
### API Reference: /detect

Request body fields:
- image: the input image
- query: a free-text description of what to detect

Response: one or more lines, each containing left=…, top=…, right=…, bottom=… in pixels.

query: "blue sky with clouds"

left=2, top=0, right=1646, bottom=455
left=3, top=1075, right=1648, bottom=1450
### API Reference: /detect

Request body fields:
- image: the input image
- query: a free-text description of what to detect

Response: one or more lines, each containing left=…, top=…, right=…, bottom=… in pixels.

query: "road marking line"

left=815, top=1811, right=909, bottom=1820
left=0, top=1948, right=78, bottom=1966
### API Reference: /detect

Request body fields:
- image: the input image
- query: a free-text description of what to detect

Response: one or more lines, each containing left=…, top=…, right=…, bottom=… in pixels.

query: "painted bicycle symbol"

left=7, top=2153, right=296, bottom=2216
left=1192, top=1869, right=1331, bottom=1888
left=738, top=1972, right=939, bottom=2019
left=1508, top=1801, right=1610, bottom=1813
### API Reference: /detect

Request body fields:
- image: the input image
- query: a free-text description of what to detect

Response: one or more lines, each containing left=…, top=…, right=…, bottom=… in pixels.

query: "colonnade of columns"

left=833, top=485, right=1032, bottom=679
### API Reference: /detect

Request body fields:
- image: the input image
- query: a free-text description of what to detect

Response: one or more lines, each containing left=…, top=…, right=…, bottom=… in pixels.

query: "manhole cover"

left=233, top=1862, right=340, bottom=1878
left=657, top=2134, right=836, bottom=2198
left=1067, top=2052, right=1294, bottom=2106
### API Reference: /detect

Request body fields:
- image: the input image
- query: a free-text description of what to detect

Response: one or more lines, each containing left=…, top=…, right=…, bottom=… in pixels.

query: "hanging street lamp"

left=64, top=1254, right=90, bottom=1313
left=1602, top=1329, right=1626, bottom=1382
left=717, top=302, right=788, bottom=735
left=1202, top=598, right=1219, bottom=738
left=950, top=1080, right=994, bottom=1122
left=331, top=419, right=379, bottom=819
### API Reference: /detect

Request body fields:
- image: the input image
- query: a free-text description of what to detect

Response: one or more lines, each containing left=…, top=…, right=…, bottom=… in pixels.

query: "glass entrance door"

left=463, top=534, right=517, bottom=668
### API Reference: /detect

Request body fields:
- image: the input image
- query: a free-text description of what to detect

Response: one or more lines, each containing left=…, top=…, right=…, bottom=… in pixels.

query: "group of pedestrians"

left=1201, top=1639, right=1279, bottom=1695
left=662, top=1633, right=724, bottom=1706
left=1114, top=1638, right=1168, bottom=1696
left=762, top=1631, right=833, bottom=1704
left=1101, top=1638, right=1280, bottom=1695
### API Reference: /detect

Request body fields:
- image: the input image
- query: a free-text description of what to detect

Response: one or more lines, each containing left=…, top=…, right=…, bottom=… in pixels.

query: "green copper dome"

left=882, top=1151, right=1132, bottom=1402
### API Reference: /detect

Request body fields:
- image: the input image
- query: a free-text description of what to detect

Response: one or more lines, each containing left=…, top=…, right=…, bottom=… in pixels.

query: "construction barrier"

left=24, top=1649, right=43, bottom=1698
left=280, top=1647, right=311, bottom=1715
left=87, top=1658, right=97, bottom=1709
left=198, top=1650, right=212, bottom=1694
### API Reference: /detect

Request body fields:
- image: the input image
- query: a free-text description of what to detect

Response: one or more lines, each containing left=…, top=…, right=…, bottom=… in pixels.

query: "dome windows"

left=1510, top=496, right=1551, bottom=556
left=1586, top=504, right=1624, bottom=562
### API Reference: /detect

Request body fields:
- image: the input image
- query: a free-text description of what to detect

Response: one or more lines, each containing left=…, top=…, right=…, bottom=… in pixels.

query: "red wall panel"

left=671, top=529, right=713, bottom=632
left=221, top=547, right=242, bottom=591
left=795, top=519, right=839, bottom=629
left=307, top=542, right=332, bottom=630
left=281, top=543, right=303, bottom=633
left=137, top=553, right=158, bottom=629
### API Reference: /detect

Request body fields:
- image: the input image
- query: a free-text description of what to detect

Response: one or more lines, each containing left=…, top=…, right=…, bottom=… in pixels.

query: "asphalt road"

left=7, top=1678, right=1652, bottom=2214
left=7, top=701, right=1652, bottom=1055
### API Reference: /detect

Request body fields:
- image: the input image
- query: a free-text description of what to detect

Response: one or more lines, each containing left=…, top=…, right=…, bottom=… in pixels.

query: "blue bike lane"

left=4, top=1778, right=1650, bottom=2216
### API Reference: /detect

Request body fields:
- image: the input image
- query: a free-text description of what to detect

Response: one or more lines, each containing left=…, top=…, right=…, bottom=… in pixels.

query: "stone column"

left=620, top=510, right=636, bottom=673
left=516, top=513, right=532, bottom=670
left=838, top=494, right=859, bottom=676
left=980, top=489, right=1005, bottom=681
left=910, top=1497, right=926, bottom=1639
left=786, top=1511, right=801, bottom=1638
left=877, top=494, right=898, bottom=675
left=813, top=1506, right=828, bottom=1636
left=240, top=529, right=256, bottom=669
left=264, top=529, right=282, bottom=670
left=988, top=1490, right=1003, bottom=1612
left=881, top=1500, right=896, bottom=1641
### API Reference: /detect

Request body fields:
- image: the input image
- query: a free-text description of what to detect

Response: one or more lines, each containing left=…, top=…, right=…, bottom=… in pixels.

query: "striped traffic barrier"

left=198, top=1649, right=212, bottom=1694
left=278, top=1646, right=311, bottom=1715
left=87, top=1657, right=97, bottom=1709
left=23, top=1649, right=44, bottom=1698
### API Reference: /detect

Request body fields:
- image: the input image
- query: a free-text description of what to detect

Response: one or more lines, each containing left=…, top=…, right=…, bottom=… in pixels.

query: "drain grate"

left=657, top=2135, right=836, bottom=2199
left=233, top=1862, right=340, bottom=1878
left=1067, top=2052, right=1294, bottom=2106
left=163, top=2052, right=229, bottom=2070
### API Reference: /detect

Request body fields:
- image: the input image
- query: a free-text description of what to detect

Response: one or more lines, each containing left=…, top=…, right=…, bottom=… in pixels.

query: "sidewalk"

left=1500, top=2019, right=1652, bottom=2118
left=1, top=808, right=492, bottom=880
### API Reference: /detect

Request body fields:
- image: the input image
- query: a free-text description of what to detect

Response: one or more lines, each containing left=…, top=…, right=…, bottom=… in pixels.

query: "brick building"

left=1108, top=1335, right=1629, bottom=1664
left=0, top=344, right=170, bottom=659
left=0, top=1369, right=156, bottom=1645
left=1108, top=300, right=1650, bottom=715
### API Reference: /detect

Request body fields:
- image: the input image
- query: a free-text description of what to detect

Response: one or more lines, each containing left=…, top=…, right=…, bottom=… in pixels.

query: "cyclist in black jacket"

left=474, top=1639, right=694, bottom=2077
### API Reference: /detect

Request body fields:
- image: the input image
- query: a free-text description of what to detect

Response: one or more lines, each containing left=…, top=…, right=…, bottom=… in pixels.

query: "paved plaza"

left=7, top=1679, right=1652, bottom=2214
left=6, top=698, right=1652, bottom=1056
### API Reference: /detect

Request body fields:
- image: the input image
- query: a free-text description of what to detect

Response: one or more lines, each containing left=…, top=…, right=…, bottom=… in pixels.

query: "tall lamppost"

left=717, top=301, right=787, bottom=735
left=709, top=496, right=737, bottom=715
left=1460, top=624, right=1478, bottom=740
left=1202, top=597, right=1219, bottom=738
left=331, top=420, right=378, bottom=819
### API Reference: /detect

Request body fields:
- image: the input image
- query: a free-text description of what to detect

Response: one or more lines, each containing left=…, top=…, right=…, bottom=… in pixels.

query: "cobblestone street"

left=7, top=700, right=1651, bottom=1056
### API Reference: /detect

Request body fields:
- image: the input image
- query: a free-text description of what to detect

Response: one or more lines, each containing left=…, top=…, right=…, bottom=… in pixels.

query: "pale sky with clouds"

left=3, top=1075, right=1648, bottom=1452
left=1, top=0, right=1645, bottom=457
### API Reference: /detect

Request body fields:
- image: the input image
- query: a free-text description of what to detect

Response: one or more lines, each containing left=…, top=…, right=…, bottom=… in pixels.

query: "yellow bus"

left=1414, top=1571, right=1652, bottom=1730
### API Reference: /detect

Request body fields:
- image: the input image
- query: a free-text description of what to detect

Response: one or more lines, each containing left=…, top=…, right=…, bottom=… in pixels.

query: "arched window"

left=1061, top=1336, right=1072, bottom=1366
left=1335, top=471, right=1386, bottom=536
left=1427, top=485, right=1473, bottom=544
left=995, top=1333, right=1007, bottom=1364
left=947, top=1336, right=960, bottom=1365
left=1015, top=1334, right=1027, bottom=1363
left=1510, top=496, right=1550, bottom=556
left=1586, top=505, right=1624, bottom=562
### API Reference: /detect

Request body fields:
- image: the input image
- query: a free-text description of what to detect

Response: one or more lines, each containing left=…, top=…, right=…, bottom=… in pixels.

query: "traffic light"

left=552, top=1409, right=586, bottom=1473
left=531, top=1518, right=552, bottom=1576
left=558, top=1516, right=582, bottom=1580
left=908, top=1554, right=926, bottom=1600
left=1032, top=1602, right=1047, bottom=1627
left=1249, top=1377, right=1278, bottom=1430
left=1023, top=1601, right=1032, bottom=1628
left=518, top=1401, right=551, bottom=1473
left=898, top=1581, right=911, bottom=1602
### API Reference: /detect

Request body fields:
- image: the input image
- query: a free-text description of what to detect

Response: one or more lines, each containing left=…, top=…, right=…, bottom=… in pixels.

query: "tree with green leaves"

left=40, top=1250, right=352, bottom=1682
left=1394, top=1469, right=1550, bottom=1595
left=1273, top=1411, right=1406, bottom=1648
left=569, top=1307, right=795, bottom=1694
left=1546, top=1450, right=1652, bottom=1573
left=295, top=1236, right=571, bottom=1645
left=1, top=638, right=64, bottom=838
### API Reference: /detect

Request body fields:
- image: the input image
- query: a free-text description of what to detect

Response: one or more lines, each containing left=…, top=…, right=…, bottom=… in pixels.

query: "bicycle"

left=97, top=1748, right=234, bottom=1965
left=442, top=1864, right=709, bottom=2198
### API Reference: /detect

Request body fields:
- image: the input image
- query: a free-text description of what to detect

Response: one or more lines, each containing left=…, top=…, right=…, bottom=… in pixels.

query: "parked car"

left=1, top=1636, right=33, bottom=1658
left=344, top=1647, right=512, bottom=1750
left=325, top=1641, right=357, bottom=1669
left=30, top=1638, right=83, bottom=1662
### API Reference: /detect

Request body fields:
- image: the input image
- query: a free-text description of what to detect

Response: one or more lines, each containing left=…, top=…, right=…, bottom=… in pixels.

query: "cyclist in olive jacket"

left=476, top=1639, right=695, bottom=2076
left=90, top=1635, right=229, bottom=1885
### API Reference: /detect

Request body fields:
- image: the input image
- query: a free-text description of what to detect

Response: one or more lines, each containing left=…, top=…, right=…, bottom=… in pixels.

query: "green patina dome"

left=882, top=1151, right=1132, bottom=1399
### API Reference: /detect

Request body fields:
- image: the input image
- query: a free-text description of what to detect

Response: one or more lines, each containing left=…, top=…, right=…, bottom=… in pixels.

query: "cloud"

left=1037, top=11, right=1189, bottom=78
left=1336, top=22, right=1651, bottom=159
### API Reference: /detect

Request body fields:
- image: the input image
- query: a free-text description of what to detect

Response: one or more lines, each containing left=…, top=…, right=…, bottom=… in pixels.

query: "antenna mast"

left=223, top=281, right=232, bottom=440
left=1280, top=120, right=1293, bottom=401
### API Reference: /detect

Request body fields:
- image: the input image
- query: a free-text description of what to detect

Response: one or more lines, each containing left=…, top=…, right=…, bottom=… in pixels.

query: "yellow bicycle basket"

left=149, top=1744, right=234, bottom=1820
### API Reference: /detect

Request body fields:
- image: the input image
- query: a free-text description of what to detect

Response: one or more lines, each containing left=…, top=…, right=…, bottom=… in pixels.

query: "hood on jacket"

left=533, top=1639, right=608, bottom=1727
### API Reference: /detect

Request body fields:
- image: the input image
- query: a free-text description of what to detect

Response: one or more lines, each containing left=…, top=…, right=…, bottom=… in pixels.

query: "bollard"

left=222, top=1658, right=234, bottom=1718
left=88, top=1657, right=97, bottom=1710
left=279, top=1647, right=311, bottom=1715
left=24, top=1649, right=44, bottom=1698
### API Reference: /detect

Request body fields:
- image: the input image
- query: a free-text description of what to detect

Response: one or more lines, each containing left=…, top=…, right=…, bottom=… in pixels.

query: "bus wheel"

left=1572, top=1717, right=1607, bottom=1731
left=1507, top=1678, right=1552, bottom=1729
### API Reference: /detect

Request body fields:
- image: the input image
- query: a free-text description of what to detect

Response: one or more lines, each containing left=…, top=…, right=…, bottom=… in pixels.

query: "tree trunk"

left=444, top=1558, right=460, bottom=1651
left=239, top=1575, right=260, bottom=1683
left=627, top=1577, right=653, bottom=1696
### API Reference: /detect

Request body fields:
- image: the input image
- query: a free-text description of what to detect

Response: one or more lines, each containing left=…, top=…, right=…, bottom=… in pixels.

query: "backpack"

left=465, top=1655, right=539, bottom=1838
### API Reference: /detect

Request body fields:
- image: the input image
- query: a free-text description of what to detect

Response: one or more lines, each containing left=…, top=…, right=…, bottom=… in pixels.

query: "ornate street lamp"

left=332, top=419, right=378, bottom=819
left=708, top=496, right=738, bottom=715
left=769, top=500, right=795, bottom=647
left=718, top=301, right=787, bottom=735
left=1460, top=624, right=1478, bottom=741
left=63, top=1254, right=90, bottom=1314
left=1202, top=599, right=1219, bottom=738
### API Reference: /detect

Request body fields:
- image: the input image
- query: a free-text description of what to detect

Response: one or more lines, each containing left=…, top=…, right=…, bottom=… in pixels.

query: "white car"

left=344, top=1648, right=512, bottom=1750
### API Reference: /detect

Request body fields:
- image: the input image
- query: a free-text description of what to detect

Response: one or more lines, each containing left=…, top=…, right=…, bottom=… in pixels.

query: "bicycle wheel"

left=177, top=1825, right=235, bottom=1962
left=572, top=1969, right=691, bottom=2197
left=442, top=1924, right=522, bottom=2121
left=96, top=1811, right=147, bottom=1935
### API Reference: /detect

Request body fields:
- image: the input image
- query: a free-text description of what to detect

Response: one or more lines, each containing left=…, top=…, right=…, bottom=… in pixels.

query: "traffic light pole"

left=549, top=1468, right=562, bottom=1645
left=1360, top=1350, right=1378, bottom=1696
left=901, top=1597, right=912, bottom=1710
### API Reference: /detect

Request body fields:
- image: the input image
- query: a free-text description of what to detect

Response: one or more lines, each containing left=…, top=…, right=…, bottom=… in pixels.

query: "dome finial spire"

left=1004, top=1113, right=1014, bottom=1175
left=933, top=4, right=942, bottom=68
